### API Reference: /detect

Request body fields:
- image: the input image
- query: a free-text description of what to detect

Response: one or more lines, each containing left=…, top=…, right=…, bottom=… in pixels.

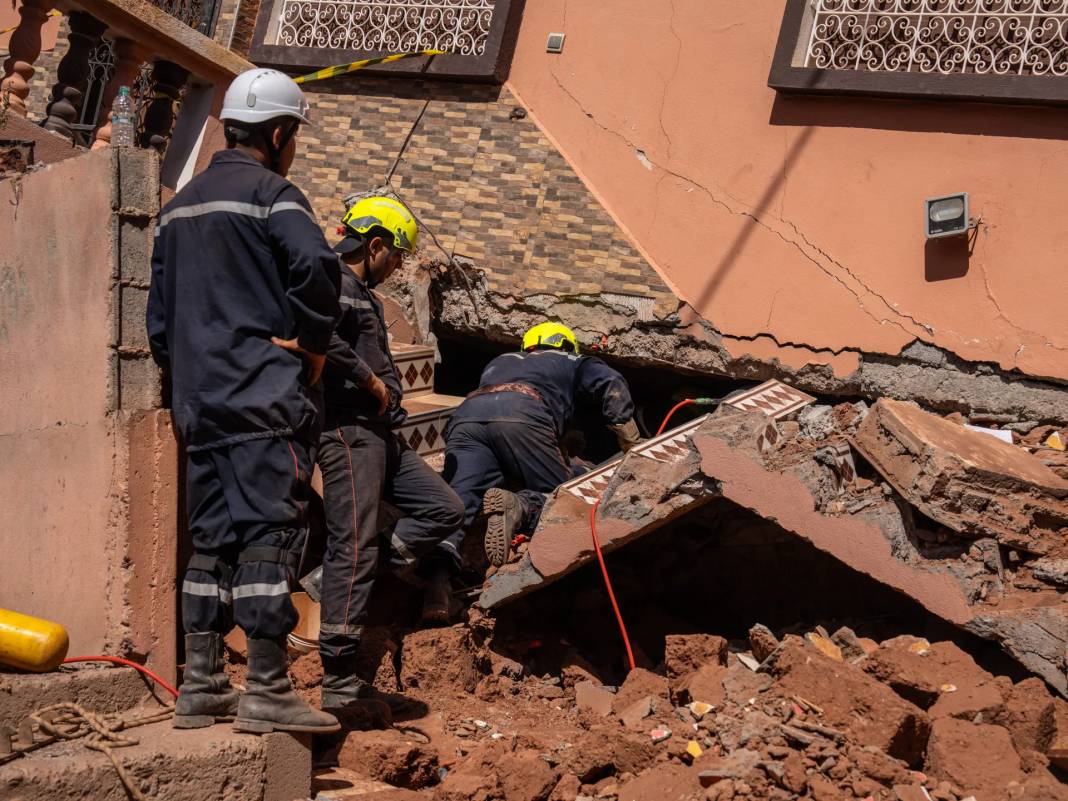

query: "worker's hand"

left=364, top=372, right=390, bottom=415
left=270, top=337, right=327, bottom=385
left=610, top=419, right=643, bottom=453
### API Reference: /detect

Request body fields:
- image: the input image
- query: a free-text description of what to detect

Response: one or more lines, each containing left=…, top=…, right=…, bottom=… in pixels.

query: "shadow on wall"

left=768, top=93, right=1068, bottom=141
left=924, top=236, right=971, bottom=282
left=691, top=126, right=817, bottom=311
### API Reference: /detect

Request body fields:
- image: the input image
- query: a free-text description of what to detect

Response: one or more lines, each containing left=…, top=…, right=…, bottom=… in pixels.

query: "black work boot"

left=421, top=567, right=453, bottom=625
left=482, top=488, right=526, bottom=567
left=233, top=638, right=340, bottom=734
left=173, top=632, right=240, bottom=729
left=321, top=655, right=416, bottom=719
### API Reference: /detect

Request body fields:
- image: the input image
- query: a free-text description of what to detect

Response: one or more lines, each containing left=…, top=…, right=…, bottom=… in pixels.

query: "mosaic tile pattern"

left=562, top=414, right=711, bottom=506
left=723, top=379, right=816, bottom=421
left=289, top=78, right=677, bottom=315
left=392, top=343, right=435, bottom=397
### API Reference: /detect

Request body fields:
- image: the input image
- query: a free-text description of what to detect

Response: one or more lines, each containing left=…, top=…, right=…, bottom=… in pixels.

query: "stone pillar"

left=138, top=60, right=189, bottom=151
left=91, top=38, right=150, bottom=151
left=0, top=0, right=59, bottom=117
left=42, top=12, right=108, bottom=140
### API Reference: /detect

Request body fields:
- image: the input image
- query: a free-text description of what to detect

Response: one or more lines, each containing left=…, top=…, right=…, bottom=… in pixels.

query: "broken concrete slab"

left=479, top=408, right=1067, bottom=695
left=852, top=398, right=1068, bottom=554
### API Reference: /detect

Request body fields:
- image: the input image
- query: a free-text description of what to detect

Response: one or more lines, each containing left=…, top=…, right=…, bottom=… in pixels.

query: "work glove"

left=610, top=418, right=643, bottom=453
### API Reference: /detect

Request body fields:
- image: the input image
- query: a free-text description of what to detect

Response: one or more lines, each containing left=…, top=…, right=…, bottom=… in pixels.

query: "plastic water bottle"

left=110, top=86, right=135, bottom=147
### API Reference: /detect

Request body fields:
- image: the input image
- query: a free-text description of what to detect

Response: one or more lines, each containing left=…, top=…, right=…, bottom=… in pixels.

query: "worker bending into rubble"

left=147, top=69, right=341, bottom=735
left=315, top=196, right=465, bottom=714
left=436, top=322, right=642, bottom=571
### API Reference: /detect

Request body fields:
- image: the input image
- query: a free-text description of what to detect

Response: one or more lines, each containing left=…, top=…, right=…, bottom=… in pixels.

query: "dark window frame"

left=248, top=0, right=524, bottom=82
left=768, top=0, right=1068, bottom=107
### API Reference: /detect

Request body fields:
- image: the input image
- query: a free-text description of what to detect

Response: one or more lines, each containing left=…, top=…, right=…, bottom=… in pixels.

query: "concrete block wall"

left=0, top=147, right=178, bottom=681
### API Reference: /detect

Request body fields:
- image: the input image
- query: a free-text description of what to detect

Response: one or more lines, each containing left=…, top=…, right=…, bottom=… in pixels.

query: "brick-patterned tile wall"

left=292, top=78, right=676, bottom=314
left=229, top=0, right=260, bottom=58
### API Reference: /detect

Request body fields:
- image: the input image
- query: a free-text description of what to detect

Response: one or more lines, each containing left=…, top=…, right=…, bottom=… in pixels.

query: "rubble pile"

left=296, top=612, right=1068, bottom=801
left=483, top=397, right=1068, bottom=695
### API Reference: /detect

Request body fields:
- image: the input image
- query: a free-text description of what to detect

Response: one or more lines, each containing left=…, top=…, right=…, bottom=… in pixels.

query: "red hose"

left=589, top=499, right=636, bottom=672
left=63, top=656, right=179, bottom=699
left=590, top=398, right=701, bottom=673
left=656, top=398, right=696, bottom=436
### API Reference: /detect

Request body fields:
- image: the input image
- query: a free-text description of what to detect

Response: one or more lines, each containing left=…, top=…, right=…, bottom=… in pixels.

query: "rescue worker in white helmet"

left=310, top=196, right=464, bottom=717
left=147, top=68, right=341, bottom=735
left=427, top=322, right=642, bottom=586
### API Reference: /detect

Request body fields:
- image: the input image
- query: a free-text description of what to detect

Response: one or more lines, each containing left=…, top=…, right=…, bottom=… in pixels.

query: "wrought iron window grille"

left=769, top=0, right=1068, bottom=105
left=275, top=0, right=495, bottom=54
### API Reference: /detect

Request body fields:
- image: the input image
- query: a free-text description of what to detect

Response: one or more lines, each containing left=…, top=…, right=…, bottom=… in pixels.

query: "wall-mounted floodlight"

left=546, top=32, right=566, bottom=53
left=925, top=192, right=972, bottom=239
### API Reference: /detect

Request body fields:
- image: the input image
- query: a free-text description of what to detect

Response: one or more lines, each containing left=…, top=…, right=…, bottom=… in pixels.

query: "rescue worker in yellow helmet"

left=428, top=321, right=642, bottom=580
left=312, top=194, right=465, bottom=716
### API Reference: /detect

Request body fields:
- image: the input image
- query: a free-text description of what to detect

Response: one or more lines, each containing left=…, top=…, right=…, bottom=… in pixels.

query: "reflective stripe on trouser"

left=183, top=435, right=312, bottom=639
left=435, top=417, right=570, bottom=573
left=317, top=422, right=464, bottom=661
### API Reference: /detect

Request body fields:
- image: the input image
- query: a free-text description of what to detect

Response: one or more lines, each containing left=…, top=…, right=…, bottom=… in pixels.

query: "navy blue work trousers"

left=316, top=422, right=464, bottom=662
left=436, top=418, right=570, bottom=571
left=181, top=435, right=313, bottom=640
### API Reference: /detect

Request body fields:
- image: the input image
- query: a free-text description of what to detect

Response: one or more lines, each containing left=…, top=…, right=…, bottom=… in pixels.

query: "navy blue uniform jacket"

left=322, top=269, right=407, bottom=429
left=147, top=150, right=340, bottom=451
left=449, top=350, right=635, bottom=437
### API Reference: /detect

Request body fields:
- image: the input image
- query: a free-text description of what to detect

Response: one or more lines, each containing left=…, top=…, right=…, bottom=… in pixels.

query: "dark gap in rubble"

left=488, top=499, right=1030, bottom=688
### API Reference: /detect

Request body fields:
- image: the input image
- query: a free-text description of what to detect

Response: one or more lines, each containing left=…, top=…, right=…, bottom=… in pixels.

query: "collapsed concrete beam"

left=479, top=409, right=1067, bottom=695
left=852, top=398, right=1068, bottom=554
left=427, top=276, right=1068, bottom=425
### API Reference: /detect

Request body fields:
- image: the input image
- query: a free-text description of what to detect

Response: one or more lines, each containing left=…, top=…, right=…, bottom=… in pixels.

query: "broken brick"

left=925, top=718, right=1023, bottom=799
left=748, top=624, right=779, bottom=663
left=663, top=633, right=729, bottom=679
left=575, top=681, right=615, bottom=718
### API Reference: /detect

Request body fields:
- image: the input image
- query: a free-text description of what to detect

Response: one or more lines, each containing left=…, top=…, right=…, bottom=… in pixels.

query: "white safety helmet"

left=220, top=68, right=311, bottom=126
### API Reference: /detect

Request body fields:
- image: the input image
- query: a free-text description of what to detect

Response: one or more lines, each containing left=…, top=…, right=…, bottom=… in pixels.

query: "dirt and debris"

left=299, top=613, right=1068, bottom=801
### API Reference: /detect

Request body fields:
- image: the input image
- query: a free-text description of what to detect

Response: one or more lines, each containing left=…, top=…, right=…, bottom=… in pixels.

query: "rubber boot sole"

left=233, top=717, right=341, bottom=734
left=483, top=488, right=521, bottom=567
left=173, top=712, right=236, bottom=729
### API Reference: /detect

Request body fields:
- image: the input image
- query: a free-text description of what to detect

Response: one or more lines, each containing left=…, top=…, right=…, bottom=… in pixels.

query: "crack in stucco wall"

left=538, top=57, right=1068, bottom=379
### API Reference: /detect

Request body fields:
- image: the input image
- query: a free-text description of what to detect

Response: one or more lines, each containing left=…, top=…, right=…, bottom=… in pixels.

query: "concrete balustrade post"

left=0, top=0, right=59, bottom=116
left=91, top=37, right=151, bottom=150
left=138, top=59, right=189, bottom=151
left=42, top=11, right=109, bottom=140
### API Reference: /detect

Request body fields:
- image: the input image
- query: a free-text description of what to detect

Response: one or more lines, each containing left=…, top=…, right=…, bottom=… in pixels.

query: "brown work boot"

left=421, top=567, right=454, bottom=624
left=233, top=638, right=340, bottom=734
left=173, top=632, right=239, bottom=729
left=482, top=488, right=525, bottom=567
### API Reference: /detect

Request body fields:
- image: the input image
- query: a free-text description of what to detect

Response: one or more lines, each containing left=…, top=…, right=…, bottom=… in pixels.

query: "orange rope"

left=63, top=656, right=179, bottom=699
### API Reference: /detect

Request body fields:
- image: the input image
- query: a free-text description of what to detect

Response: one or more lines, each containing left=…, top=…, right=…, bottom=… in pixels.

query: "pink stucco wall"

left=506, top=1, right=1068, bottom=382
left=0, top=154, right=118, bottom=654
left=0, top=149, right=176, bottom=678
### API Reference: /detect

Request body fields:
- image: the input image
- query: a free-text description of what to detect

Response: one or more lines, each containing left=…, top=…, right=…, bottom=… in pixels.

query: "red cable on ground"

left=590, top=398, right=701, bottom=673
left=63, top=656, right=180, bottom=699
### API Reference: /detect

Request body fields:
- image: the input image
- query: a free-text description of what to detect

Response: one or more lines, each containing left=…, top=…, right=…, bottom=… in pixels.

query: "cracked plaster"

left=506, top=0, right=1068, bottom=383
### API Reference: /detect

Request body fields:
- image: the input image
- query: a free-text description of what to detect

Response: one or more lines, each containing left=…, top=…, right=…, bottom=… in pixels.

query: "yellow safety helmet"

left=339, top=196, right=419, bottom=254
left=522, top=322, right=579, bottom=353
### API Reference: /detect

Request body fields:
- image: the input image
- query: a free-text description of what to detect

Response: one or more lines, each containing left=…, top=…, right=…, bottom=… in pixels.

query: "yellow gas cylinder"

left=0, top=608, right=69, bottom=672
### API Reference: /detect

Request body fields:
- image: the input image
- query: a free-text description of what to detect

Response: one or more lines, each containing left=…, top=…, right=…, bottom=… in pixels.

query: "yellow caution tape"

left=0, top=9, right=62, bottom=37
left=293, top=49, right=444, bottom=85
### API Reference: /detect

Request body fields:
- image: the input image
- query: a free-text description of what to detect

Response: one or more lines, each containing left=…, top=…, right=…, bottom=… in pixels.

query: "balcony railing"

left=1, top=0, right=250, bottom=154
